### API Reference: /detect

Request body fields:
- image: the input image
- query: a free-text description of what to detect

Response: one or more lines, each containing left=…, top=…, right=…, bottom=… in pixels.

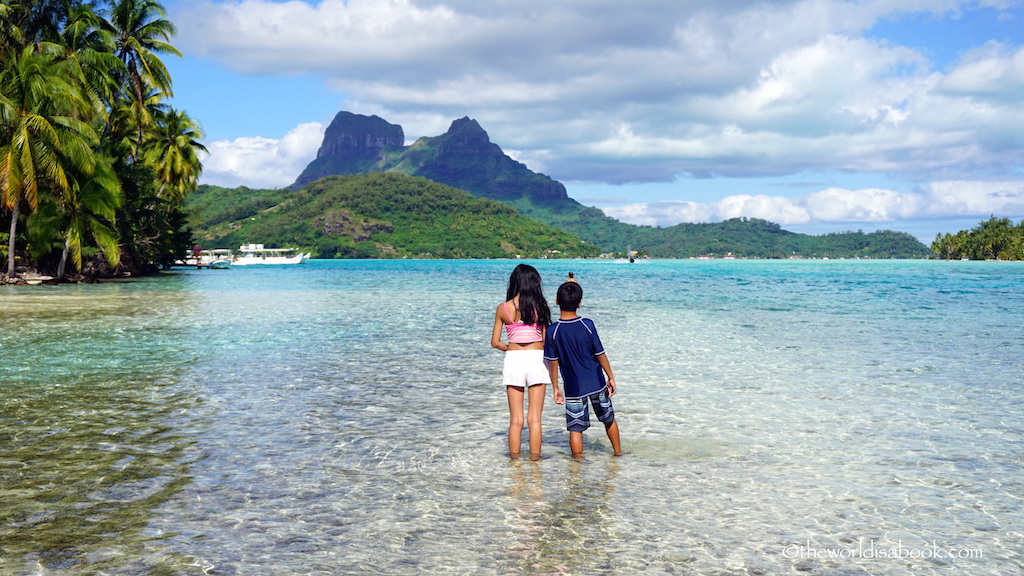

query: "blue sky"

left=163, top=0, right=1024, bottom=243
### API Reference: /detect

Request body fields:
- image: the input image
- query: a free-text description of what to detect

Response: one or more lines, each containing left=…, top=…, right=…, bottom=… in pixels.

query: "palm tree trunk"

left=6, top=203, right=19, bottom=278
left=58, top=238, right=70, bottom=280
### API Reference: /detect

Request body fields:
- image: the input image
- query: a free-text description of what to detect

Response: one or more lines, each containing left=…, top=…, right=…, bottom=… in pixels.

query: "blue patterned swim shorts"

left=564, top=388, right=614, bottom=432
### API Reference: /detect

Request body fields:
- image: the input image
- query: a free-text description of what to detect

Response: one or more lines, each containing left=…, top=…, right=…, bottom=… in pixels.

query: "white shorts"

left=502, top=350, right=549, bottom=388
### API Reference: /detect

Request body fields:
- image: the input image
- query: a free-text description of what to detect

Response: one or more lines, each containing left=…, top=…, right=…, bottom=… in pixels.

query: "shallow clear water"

left=1, top=259, right=1022, bottom=575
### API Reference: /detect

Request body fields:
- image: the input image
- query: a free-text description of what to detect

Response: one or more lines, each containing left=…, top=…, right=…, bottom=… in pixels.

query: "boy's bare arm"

left=597, top=353, right=616, bottom=395
left=549, top=360, right=565, bottom=404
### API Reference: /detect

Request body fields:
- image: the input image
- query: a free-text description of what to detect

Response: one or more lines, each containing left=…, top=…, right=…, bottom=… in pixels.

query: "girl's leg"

left=526, top=383, right=546, bottom=460
left=506, top=385, right=525, bottom=458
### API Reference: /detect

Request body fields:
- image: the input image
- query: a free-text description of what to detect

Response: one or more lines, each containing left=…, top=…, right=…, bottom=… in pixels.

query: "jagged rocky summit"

left=316, top=112, right=404, bottom=160
left=292, top=112, right=569, bottom=204
left=293, top=112, right=405, bottom=186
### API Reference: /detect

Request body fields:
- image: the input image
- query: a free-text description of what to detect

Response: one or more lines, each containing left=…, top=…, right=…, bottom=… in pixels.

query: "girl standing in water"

left=491, top=264, right=552, bottom=460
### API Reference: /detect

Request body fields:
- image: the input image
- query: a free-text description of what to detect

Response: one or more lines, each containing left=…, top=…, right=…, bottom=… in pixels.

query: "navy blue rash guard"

left=544, top=317, right=607, bottom=399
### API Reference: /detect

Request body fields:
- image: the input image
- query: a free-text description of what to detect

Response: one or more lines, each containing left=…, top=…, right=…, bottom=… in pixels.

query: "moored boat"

left=205, top=249, right=234, bottom=269
left=177, top=249, right=232, bottom=269
left=231, top=244, right=310, bottom=266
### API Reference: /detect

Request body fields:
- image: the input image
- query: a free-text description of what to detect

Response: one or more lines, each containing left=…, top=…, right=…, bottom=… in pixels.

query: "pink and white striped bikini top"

left=504, top=301, right=544, bottom=344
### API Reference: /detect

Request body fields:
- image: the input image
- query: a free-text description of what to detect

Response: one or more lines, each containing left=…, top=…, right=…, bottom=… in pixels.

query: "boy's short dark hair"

left=557, top=281, right=583, bottom=311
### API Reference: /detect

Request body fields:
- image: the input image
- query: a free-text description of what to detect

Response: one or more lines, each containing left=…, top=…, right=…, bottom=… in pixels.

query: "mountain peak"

left=315, top=112, right=404, bottom=160
left=292, top=113, right=405, bottom=188
left=445, top=117, right=490, bottom=145
left=292, top=112, right=568, bottom=203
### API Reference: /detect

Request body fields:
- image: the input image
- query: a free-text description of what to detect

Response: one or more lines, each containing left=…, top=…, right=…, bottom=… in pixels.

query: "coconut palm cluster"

left=1, top=0, right=205, bottom=282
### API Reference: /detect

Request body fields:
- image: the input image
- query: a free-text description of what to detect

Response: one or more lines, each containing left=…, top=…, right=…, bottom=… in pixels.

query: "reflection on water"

left=1, top=279, right=205, bottom=574
left=0, top=378, right=200, bottom=574
left=501, top=459, right=623, bottom=575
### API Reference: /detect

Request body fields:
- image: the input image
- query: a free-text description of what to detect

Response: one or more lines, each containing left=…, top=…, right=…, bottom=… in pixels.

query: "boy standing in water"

left=544, top=278, right=623, bottom=459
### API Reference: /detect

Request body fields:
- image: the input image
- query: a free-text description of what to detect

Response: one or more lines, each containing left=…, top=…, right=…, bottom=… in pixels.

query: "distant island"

left=188, top=112, right=931, bottom=259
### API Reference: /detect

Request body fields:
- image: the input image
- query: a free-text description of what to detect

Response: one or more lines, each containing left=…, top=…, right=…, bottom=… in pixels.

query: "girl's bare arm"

left=490, top=305, right=508, bottom=351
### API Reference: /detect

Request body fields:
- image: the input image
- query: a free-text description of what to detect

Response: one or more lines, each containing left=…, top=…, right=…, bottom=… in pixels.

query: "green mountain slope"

left=188, top=173, right=598, bottom=259
left=292, top=112, right=930, bottom=258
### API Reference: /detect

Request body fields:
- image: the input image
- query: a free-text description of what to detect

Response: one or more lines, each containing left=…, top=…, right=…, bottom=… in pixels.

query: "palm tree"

left=58, top=157, right=123, bottom=277
left=2, top=0, right=199, bottom=278
left=60, top=0, right=124, bottom=114
left=0, top=45, right=98, bottom=277
left=0, top=0, right=67, bottom=49
left=142, top=107, right=206, bottom=201
left=0, top=3, right=23, bottom=52
left=107, top=85, right=168, bottom=162
left=104, top=0, right=180, bottom=156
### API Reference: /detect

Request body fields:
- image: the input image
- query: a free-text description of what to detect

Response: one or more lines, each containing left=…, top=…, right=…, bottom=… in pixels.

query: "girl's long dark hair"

left=506, top=264, right=552, bottom=326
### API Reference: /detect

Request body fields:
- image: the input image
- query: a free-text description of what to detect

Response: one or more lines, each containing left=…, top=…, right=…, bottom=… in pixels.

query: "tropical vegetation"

left=1, top=0, right=204, bottom=282
left=188, top=173, right=601, bottom=259
left=931, top=216, right=1024, bottom=260
left=506, top=197, right=930, bottom=259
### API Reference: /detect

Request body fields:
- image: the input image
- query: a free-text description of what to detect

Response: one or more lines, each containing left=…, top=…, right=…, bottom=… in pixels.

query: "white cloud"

left=607, top=201, right=714, bottom=227
left=921, top=180, right=1024, bottom=215
left=941, top=43, right=1024, bottom=96
left=177, top=0, right=464, bottom=73
left=200, top=122, right=325, bottom=188
left=718, top=194, right=814, bottom=223
left=603, top=181, right=1024, bottom=227
left=802, top=187, right=922, bottom=221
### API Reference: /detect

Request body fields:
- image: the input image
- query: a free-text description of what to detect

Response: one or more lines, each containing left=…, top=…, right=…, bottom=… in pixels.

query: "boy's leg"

left=592, top=389, right=622, bottom=456
left=604, top=419, right=623, bottom=456
left=526, top=383, right=546, bottom=460
left=564, top=396, right=590, bottom=460
left=506, top=386, right=525, bottom=458
left=569, top=431, right=584, bottom=460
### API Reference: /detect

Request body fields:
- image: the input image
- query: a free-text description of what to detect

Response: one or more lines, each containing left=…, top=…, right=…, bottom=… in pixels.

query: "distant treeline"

left=580, top=216, right=929, bottom=259
left=931, top=216, right=1024, bottom=260
left=509, top=195, right=931, bottom=259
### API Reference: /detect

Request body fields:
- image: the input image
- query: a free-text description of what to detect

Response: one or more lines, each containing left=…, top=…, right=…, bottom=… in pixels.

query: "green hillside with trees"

left=188, top=173, right=599, bottom=259
left=931, top=216, right=1024, bottom=260
left=1, top=0, right=203, bottom=283
left=502, top=195, right=928, bottom=259
left=190, top=175, right=929, bottom=260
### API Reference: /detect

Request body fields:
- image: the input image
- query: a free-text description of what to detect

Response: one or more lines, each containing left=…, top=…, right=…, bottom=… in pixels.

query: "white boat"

left=204, top=249, right=234, bottom=269
left=20, top=272, right=54, bottom=285
left=177, top=249, right=231, bottom=269
left=231, top=244, right=310, bottom=266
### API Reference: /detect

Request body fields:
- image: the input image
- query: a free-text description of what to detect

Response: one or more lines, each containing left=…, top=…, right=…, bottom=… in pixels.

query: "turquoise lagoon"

left=1, top=259, right=1022, bottom=575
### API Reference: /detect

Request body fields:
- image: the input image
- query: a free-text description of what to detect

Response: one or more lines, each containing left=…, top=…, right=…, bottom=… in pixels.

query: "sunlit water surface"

left=2, top=259, right=1022, bottom=575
